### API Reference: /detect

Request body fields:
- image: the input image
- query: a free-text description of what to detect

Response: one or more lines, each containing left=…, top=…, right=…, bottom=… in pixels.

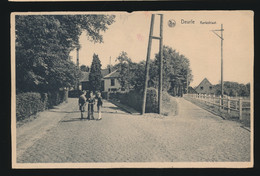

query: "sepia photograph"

left=11, top=11, right=254, bottom=168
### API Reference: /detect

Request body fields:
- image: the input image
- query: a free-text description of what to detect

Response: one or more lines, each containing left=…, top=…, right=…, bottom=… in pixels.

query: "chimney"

left=109, top=56, right=112, bottom=73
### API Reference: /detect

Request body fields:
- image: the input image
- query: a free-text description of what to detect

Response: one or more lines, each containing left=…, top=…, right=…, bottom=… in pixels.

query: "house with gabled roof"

left=195, top=78, right=214, bottom=94
left=79, top=72, right=90, bottom=90
left=79, top=68, right=122, bottom=93
left=102, top=69, right=122, bottom=92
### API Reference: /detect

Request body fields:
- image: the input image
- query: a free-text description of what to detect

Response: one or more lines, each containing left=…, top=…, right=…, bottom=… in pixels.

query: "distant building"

left=79, top=68, right=122, bottom=93
left=188, top=86, right=197, bottom=94
left=102, top=69, right=122, bottom=92
left=79, top=72, right=90, bottom=90
left=195, top=78, right=214, bottom=94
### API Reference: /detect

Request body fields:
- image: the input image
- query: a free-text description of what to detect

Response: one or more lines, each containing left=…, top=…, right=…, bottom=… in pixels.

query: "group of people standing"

left=78, top=90, right=103, bottom=120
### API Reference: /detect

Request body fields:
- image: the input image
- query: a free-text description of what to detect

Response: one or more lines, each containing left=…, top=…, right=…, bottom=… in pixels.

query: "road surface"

left=16, top=98, right=250, bottom=163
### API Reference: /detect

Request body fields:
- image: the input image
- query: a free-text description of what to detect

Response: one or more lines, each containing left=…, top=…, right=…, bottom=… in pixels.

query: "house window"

left=111, top=79, right=115, bottom=86
left=200, top=86, right=203, bottom=90
left=209, top=86, right=212, bottom=90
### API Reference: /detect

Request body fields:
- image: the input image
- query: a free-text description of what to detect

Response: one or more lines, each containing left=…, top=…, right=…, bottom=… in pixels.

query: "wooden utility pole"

left=211, top=24, right=224, bottom=104
left=220, top=24, right=224, bottom=99
left=142, top=14, right=164, bottom=115
left=142, top=14, right=155, bottom=115
left=76, top=47, right=80, bottom=90
left=158, top=14, right=163, bottom=114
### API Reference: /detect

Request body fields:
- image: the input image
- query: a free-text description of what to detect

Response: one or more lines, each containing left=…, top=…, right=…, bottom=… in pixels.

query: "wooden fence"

left=184, top=94, right=251, bottom=120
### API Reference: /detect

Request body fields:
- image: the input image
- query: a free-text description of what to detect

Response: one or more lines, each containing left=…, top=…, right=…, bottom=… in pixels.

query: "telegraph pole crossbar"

left=151, top=36, right=161, bottom=40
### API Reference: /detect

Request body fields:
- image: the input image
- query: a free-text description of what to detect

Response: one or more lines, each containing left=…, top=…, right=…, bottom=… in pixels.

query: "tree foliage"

left=89, top=54, right=102, bottom=92
left=114, top=46, right=193, bottom=95
left=80, top=65, right=90, bottom=72
left=15, top=15, right=115, bottom=93
left=213, top=82, right=250, bottom=97
left=151, top=46, right=193, bottom=95
left=116, top=52, right=133, bottom=91
left=114, top=52, right=146, bottom=92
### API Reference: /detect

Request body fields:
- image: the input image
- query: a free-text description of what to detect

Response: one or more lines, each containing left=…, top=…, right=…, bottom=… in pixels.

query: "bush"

left=145, top=88, right=158, bottom=113
left=16, top=90, right=68, bottom=121
left=162, top=92, right=179, bottom=116
left=16, top=92, right=47, bottom=121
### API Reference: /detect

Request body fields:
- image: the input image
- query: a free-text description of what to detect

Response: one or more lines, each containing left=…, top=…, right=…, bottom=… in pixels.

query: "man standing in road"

left=87, top=91, right=95, bottom=120
left=78, top=91, right=87, bottom=119
left=96, top=91, right=103, bottom=120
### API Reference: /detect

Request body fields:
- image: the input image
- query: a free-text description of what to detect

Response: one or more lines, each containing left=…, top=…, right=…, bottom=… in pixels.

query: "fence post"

left=239, top=97, right=243, bottom=120
left=227, top=96, right=230, bottom=113
left=235, top=99, right=238, bottom=110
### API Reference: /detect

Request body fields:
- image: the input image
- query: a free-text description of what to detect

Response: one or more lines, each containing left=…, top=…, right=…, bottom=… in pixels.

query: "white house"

left=102, top=69, right=122, bottom=92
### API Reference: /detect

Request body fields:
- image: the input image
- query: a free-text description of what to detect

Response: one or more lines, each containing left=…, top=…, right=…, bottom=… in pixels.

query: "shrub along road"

left=16, top=98, right=250, bottom=163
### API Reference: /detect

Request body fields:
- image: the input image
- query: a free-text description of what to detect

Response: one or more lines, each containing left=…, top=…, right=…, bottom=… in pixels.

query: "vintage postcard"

left=11, top=11, right=254, bottom=168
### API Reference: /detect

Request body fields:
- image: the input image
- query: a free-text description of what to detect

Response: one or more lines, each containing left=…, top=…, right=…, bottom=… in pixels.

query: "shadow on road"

left=60, top=117, right=90, bottom=123
left=100, top=111, right=128, bottom=115
left=49, top=110, right=79, bottom=113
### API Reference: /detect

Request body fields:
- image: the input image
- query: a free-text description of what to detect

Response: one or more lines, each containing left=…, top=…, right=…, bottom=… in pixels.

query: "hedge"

left=109, top=87, right=178, bottom=115
left=16, top=90, right=68, bottom=121
left=16, top=92, right=47, bottom=121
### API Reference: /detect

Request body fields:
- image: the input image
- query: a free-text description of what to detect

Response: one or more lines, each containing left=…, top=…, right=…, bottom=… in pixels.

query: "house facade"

left=195, top=78, right=214, bottom=94
left=79, top=72, right=90, bottom=91
left=79, top=68, right=122, bottom=93
left=102, top=70, right=122, bottom=92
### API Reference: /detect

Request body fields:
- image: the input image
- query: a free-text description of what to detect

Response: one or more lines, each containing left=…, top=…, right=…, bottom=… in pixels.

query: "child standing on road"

left=78, top=91, right=87, bottom=119
left=96, top=92, right=103, bottom=120
left=87, top=91, right=95, bottom=120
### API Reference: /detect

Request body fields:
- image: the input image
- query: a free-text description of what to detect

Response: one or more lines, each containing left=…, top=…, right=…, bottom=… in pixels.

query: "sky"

left=70, top=11, right=254, bottom=87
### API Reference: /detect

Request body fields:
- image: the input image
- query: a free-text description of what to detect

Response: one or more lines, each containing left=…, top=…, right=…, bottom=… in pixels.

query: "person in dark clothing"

left=96, top=92, right=103, bottom=120
left=87, top=91, right=95, bottom=120
left=78, top=91, right=87, bottom=119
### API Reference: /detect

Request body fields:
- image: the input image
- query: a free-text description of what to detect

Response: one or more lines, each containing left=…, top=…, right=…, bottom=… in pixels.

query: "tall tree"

left=116, top=52, right=133, bottom=91
left=15, top=15, right=115, bottom=93
left=213, top=82, right=250, bottom=97
left=89, top=54, right=102, bottom=92
left=152, top=46, right=193, bottom=95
